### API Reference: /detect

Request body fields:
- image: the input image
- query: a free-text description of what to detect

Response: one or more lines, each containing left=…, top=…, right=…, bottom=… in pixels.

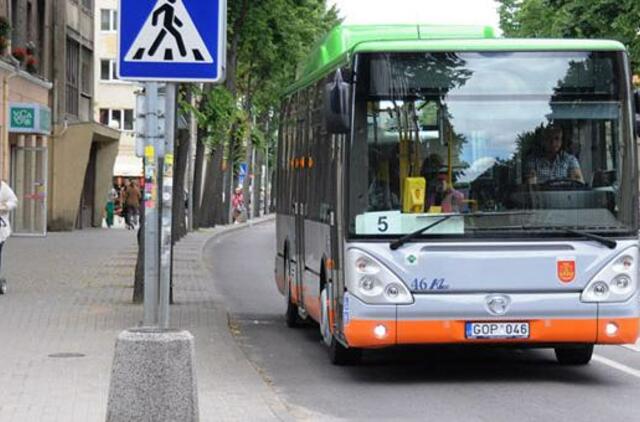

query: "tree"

left=192, top=0, right=339, bottom=226
left=498, top=0, right=640, bottom=72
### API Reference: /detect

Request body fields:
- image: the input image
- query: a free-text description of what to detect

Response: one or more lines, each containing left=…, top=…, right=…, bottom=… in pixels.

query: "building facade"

left=94, top=0, right=141, bottom=180
left=0, top=0, right=52, bottom=235
left=46, top=0, right=120, bottom=231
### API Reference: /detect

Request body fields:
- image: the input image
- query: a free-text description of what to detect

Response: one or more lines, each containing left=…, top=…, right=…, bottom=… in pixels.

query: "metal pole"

left=186, top=87, right=197, bottom=232
left=143, top=82, right=160, bottom=327
left=159, top=83, right=176, bottom=329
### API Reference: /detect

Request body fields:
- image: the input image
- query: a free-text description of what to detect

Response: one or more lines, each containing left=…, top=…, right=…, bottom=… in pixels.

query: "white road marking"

left=593, top=354, right=640, bottom=379
left=621, top=340, right=640, bottom=352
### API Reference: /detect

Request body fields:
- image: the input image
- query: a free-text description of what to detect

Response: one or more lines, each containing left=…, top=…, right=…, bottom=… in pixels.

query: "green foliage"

left=497, top=0, right=640, bottom=72
left=181, top=85, right=236, bottom=149
left=235, top=0, right=339, bottom=117
left=189, top=0, right=339, bottom=180
left=227, top=109, right=250, bottom=176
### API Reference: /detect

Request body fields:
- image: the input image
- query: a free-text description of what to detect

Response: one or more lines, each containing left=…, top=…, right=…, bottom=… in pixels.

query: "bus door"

left=330, top=132, right=345, bottom=329
left=293, top=95, right=309, bottom=310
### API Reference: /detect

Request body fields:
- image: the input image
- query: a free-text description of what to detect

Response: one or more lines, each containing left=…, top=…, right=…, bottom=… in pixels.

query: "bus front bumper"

left=342, top=293, right=640, bottom=348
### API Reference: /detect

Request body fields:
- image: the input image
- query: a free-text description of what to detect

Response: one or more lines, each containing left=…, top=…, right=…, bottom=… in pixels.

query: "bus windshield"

left=348, top=51, right=637, bottom=238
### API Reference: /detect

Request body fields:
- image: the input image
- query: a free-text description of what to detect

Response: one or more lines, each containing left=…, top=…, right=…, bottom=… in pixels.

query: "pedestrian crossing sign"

left=118, top=0, right=226, bottom=82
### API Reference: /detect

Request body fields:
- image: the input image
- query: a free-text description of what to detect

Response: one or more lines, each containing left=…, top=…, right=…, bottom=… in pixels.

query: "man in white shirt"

left=0, top=179, right=18, bottom=294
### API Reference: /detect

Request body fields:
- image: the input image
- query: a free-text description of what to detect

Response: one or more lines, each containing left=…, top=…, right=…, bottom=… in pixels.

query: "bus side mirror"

left=325, top=69, right=351, bottom=134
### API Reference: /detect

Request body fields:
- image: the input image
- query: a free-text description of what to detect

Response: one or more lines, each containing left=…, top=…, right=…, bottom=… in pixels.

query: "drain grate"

left=48, top=352, right=86, bottom=358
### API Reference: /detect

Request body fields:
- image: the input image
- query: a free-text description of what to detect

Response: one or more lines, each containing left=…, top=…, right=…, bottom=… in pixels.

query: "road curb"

left=197, top=214, right=276, bottom=257
left=192, top=215, right=297, bottom=421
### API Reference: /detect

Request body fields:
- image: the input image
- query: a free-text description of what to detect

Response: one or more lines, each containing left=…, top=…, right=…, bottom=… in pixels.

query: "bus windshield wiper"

left=474, top=225, right=618, bottom=249
left=389, top=215, right=455, bottom=250
left=562, top=228, right=617, bottom=249
left=388, top=211, right=534, bottom=251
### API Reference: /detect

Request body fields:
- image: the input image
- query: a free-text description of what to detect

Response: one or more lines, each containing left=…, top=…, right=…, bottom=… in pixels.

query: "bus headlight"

left=611, top=275, right=632, bottom=294
left=347, top=249, right=413, bottom=305
left=581, top=247, right=638, bottom=303
left=359, top=275, right=384, bottom=296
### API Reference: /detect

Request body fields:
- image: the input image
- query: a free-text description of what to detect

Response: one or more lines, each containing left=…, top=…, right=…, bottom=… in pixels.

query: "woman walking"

left=231, top=186, right=245, bottom=224
left=0, top=179, right=18, bottom=294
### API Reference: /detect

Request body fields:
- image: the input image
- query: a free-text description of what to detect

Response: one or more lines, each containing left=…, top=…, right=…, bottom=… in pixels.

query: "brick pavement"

left=0, top=217, right=290, bottom=422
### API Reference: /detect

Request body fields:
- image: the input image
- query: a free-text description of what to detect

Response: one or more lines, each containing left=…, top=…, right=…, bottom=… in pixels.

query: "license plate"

left=465, top=322, right=530, bottom=339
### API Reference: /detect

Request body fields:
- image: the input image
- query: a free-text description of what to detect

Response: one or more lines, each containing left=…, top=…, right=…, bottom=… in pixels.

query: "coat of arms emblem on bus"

left=557, top=259, right=576, bottom=283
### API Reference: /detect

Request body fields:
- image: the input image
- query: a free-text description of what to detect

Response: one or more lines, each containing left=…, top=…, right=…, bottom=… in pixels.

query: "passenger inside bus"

left=367, top=144, right=467, bottom=214
left=420, top=154, right=465, bottom=213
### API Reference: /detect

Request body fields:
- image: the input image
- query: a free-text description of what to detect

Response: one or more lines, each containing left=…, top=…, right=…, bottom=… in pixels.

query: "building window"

left=99, top=108, right=134, bottom=131
left=82, top=0, right=92, bottom=12
left=100, top=59, right=118, bottom=81
left=81, top=47, right=93, bottom=96
left=66, top=38, right=80, bottom=116
left=100, top=9, right=117, bottom=31
left=124, top=109, right=133, bottom=130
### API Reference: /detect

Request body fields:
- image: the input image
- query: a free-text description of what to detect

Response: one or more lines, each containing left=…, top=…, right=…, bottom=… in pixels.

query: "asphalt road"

left=203, top=221, right=640, bottom=422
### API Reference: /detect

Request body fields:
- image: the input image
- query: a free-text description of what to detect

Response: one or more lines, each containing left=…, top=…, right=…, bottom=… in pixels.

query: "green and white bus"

left=275, top=24, right=640, bottom=365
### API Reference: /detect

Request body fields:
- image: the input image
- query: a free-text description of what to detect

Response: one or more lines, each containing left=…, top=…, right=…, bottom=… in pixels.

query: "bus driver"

left=525, top=124, right=584, bottom=185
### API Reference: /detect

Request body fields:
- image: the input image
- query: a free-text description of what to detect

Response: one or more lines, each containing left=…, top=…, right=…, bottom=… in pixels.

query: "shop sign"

left=9, top=103, right=52, bottom=135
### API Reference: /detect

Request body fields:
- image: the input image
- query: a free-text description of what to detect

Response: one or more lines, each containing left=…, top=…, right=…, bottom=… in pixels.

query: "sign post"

left=120, top=0, right=226, bottom=330
left=107, top=1, right=226, bottom=420
left=142, top=81, right=161, bottom=327
left=159, top=83, right=176, bottom=329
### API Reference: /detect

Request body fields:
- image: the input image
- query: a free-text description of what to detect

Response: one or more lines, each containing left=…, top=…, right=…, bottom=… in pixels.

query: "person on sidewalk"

left=124, top=180, right=141, bottom=230
left=105, top=186, right=118, bottom=228
left=0, top=179, right=18, bottom=294
left=232, top=186, right=245, bottom=224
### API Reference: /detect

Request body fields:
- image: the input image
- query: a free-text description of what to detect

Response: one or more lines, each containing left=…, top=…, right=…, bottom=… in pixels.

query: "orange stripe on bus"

left=343, top=318, right=640, bottom=348
left=344, top=320, right=397, bottom=347
left=597, top=318, right=640, bottom=344
left=305, top=294, right=321, bottom=322
left=289, top=284, right=300, bottom=303
left=397, top=319, right=598, bottom=344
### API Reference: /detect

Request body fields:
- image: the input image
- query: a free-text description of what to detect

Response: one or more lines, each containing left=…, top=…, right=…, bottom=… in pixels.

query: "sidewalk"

left=0, top=216, right=289, bottom=422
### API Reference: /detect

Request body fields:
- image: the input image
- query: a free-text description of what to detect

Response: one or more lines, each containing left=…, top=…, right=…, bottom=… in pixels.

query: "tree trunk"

left=253, top=150, right=263, bottom=218
left=172, top=128, right=190, bottom=241
left=225, top=0, right=249, bottom=97
left=210, top=144, right=226, bottom=225
left=133, top=205, right=145, bottom=303
left=191, top=126, right=205, bottom=230
left=223, top=132, right=237, bottom=224
left=199, top=145, right=224, bottom=227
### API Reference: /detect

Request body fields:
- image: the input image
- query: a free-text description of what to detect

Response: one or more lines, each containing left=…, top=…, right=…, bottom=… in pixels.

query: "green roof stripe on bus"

left=352, top=38, right=627, bottom=54
left=286, top=24, right=495, bottom=95
left=285, top=24, right=627, bottom=96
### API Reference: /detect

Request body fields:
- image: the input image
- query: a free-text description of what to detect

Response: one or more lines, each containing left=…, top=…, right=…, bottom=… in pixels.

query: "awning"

left=113, top=154, right=143, bottom=177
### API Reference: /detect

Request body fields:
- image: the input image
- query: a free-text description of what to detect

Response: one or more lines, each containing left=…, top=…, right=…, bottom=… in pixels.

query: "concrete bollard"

left=106, top=328, right=199, bottom=422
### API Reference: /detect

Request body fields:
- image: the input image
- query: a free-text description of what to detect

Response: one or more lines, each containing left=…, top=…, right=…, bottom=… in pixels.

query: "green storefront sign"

left=9, top=103, right=51, bottom=135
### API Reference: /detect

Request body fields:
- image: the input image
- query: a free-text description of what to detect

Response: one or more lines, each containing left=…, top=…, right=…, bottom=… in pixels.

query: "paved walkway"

left=0, top=216, right=289, bottom=422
